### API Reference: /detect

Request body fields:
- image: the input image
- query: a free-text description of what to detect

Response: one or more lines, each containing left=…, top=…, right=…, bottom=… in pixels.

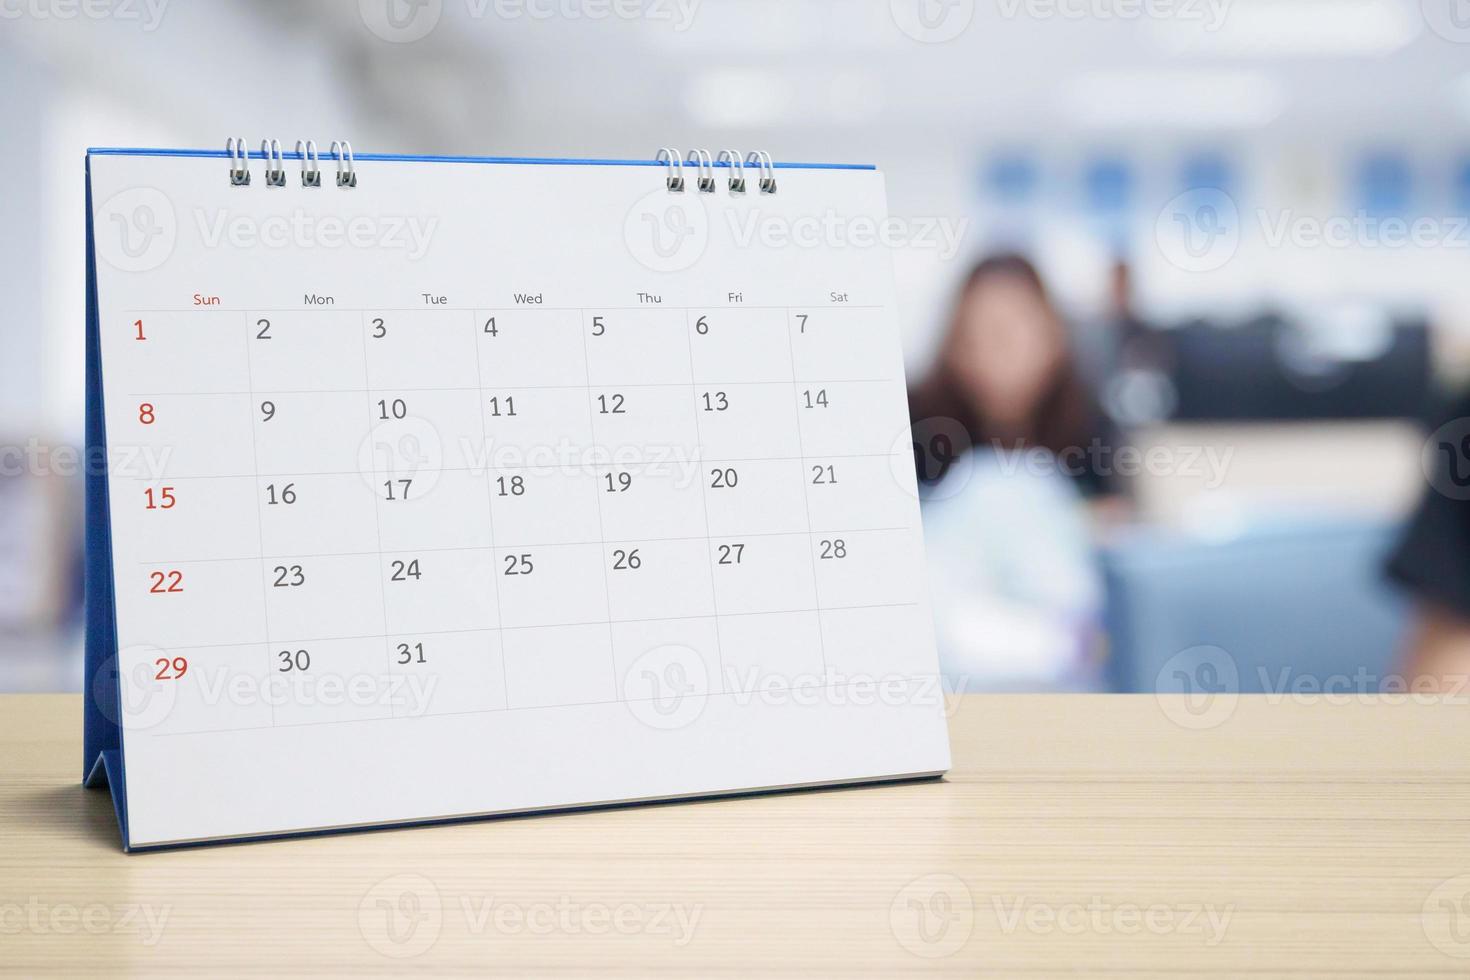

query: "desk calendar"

left=82, top=141, right=950, bottom=850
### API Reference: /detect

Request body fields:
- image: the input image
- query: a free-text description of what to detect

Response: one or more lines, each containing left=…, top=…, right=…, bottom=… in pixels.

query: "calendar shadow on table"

left=51, top=773, right=948, bottom=852
left=17, top=783, right=126, bottom=851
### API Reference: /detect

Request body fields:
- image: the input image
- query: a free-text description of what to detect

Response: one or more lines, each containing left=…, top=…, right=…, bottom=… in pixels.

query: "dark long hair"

left=909, top=253, right=1097, bottom=467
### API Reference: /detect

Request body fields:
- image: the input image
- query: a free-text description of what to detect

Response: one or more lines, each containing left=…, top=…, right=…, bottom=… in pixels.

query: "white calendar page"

left=89, top=150, right=950, bottom=848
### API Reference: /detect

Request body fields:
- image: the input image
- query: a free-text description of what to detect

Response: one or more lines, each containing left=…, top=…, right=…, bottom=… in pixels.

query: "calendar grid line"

left=125, top=304, right=888, bottom=315
left=355, top=309, right=399, bottom=719
left=467, top=308, right=513, bottom=705
left=684, top=308, right=725, bottom=685
left=121, top=450, right=906, bottom=482
left=578, top=308, right=623, bottom=702
left=152, top=668, right=943, bottom=738
left=787, top=308, right=829, bottom=678
left=115, top=301, right=928, bottom=737
left=123, top=379, right=897, bottom=397
left=134, top=527, right=913, bottom=565
left=239, top=310, right=279, bottom=729
left=132, top=601, right=922, bottom=652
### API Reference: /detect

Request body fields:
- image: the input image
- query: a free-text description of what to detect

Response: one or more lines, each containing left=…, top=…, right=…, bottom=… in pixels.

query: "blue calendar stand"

left=82, top=155, right=133, bottom=848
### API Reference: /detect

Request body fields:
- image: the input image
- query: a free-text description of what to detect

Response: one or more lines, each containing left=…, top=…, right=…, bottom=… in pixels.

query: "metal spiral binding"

left=659, top=147, right=774, bottom=193
left=261, top=139, right=286, bottom=187
left=330, top=140, right=357, bottom=188
left=296, top=139, right=321, bottom=187
left=745, top=150, right=776, bottom=194
left=717, top=149, right=745, bottom=193
left=656, top=147, right=684, bottom=192
left=226, top=137, right=250, bottom=186
left=225, top=137, right=355, bottom=187
left=686, top=149, right=716, bottom=193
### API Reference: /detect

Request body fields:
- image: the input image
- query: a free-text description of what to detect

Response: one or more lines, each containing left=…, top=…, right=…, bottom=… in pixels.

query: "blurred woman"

left=909, top=253, right=1115, bottom=497
left=908, top=254, right=1115, bottom=690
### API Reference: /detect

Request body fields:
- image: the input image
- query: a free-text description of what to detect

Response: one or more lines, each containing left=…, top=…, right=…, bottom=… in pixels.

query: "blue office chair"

left=1102, top=520, right=1409, bottom=694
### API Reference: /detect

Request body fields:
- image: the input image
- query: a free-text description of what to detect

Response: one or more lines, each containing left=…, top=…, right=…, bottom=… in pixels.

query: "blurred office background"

left=3, top=0, right=1469, bottom=693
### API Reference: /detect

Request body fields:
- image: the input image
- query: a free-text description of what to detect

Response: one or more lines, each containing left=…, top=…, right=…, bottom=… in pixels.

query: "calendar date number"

left=144, top=486, right=177, bottom=510
left=273, top=564, right=306, bottom=588
left=278, top=649, right=311, bottom=672
left=153, top=656, right=188, bottom=680
left=148, top=570, right=184, bottom=593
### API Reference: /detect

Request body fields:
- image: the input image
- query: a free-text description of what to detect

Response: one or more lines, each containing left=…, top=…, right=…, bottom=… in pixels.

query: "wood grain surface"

left=3, top=693, right=1469, bottom=976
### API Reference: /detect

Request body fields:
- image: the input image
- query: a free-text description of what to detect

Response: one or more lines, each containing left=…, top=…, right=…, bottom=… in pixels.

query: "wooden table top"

left=3, top=693, right=1469, bottom=976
